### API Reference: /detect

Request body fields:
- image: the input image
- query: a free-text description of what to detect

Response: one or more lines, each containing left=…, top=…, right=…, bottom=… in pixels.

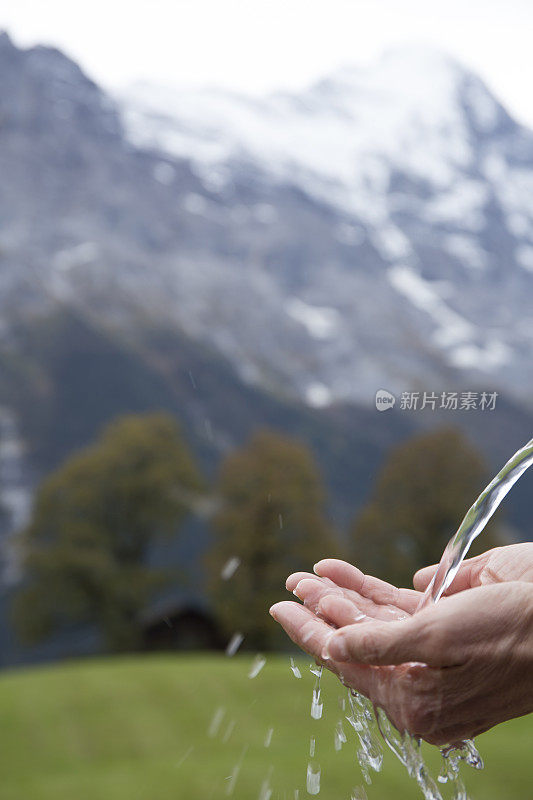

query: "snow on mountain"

left=121, top=47, right=507, bottom=217
left=117, top=46, right=533, bottom=406
left=1, top=32, right=533, bottom=411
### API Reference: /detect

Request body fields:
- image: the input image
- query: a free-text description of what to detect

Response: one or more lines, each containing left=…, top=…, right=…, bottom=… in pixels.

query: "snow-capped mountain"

left=1, top=31, right=532, bottom=411
left=119, top=47, right=533, bottom=406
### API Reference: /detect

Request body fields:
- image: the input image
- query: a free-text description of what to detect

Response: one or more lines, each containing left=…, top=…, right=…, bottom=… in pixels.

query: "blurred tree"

left=13, top=413, right=203, bottom=652
left=350, top=427, right=503, bottom=587
left=208, top=430, right=338, bottom=649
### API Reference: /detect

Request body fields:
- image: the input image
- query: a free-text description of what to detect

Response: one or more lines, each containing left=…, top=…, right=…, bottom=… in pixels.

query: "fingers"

left=324, top=612, right=452, bottom=667
left=286, top=572, right=316, bottom=592
left=290, top=574, right=411, bottom=624
left=269, top=600, right=379, bottom=699
left=285, top=572, right=338, bottom=593
left=313, top=558, right=365, bottom=590
left=317, top=594, right=367, bottom=627
left=318, top=592, right=409, bottom=626
left=413, top=564, right=437, bottom=592
left=269, top=600, right=334, bottom=660
left=414, top=553, right=489, bottom=595
left=290, top=578, right=344, bottom=619
left=315, top=558, right=421, bottom=613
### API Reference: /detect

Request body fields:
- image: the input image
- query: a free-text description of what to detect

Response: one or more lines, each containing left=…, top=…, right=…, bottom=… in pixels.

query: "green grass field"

left=0, top=654, right=530, bottom=799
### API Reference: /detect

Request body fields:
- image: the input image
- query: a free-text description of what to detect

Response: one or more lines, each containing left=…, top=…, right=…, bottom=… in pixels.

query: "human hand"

left=414, top=543, right=533, bottom=595
left=286, top=557, right=422, bottom=623
left=271, top=574, right=533, bottom=745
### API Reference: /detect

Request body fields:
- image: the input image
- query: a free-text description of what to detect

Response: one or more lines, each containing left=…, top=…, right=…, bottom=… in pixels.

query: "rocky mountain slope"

left=1, top=32, right=532, bottom=410
left=120, top=47, right=533, bottom=406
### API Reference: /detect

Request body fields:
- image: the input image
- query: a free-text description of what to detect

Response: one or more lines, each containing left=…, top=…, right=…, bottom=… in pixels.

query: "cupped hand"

left=271, top=578, right=533, bottom=745
left=286, top=558, right=421, bottom=623
left=414, top=543, right=533, bottom=595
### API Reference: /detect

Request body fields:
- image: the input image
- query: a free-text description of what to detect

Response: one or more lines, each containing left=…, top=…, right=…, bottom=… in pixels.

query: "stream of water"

left=375, top=435, right=533, bottom=799
left=418, top=436, right=533, bottom=609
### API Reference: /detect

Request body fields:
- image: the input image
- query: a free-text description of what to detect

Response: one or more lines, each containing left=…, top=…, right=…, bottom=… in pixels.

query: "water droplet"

left=222, top=719, right=235, bottom=743
left=334, top=720, right=347, bottom=751
left=248, top=654, right=266, bottom=678
left=264, top=727, right=274, bottom=748
left=226, top=632, right=244, bottom=657
left=306, top=763, right=320, bottom=795
left=225, top=746, right=247, bottom=796
left=176, top=746, right=194, bottom=768
left=289, top=656, right=302, bottom=679
left=208, top=706, right=225, bottom=738
left=311, top=688, right=323, bottom=720
left=258, top=766, right=274, bottom=800
left=221, top=556, right=241, bottom=580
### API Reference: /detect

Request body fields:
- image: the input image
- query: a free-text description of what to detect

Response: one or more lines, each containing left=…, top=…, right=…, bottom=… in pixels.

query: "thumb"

left=325, top=615, right=445, bottom=667
left=413, top=564, right=437, bottom=592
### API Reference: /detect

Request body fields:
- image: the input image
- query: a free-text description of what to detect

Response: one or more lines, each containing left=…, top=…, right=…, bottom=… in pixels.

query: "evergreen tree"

left=208, top=430, right=338, bottom=649
left=350, top=427, right=503, bottom=587
left=14, top=413, right=203, bottom=651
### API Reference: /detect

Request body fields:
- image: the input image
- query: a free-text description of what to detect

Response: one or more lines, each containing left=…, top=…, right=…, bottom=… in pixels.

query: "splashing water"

left=225, top=745, right=248, bottom=796
left=248, top=654, right=266, bottom=678
left=222, top=719, right=236, bottom=743
left=225, top=632, right=244, bottom=657
left=334, top=719, right=347, bottom=751
left=264, top=727, right=274, bottom=748
left=310, top=665, right=324, bottom=720
left=346, top=691, right=384, bottom=778
left=289, top=656, right=302, bottom=679
left=376, top=437, right=533, bottom=798
left=306, top=762, right=321, bottom=795
left=221, top=556, right=241, bottom=580
left=208, top=706, right=226, bottom=738
left=258, top=766, right=274, bottom=800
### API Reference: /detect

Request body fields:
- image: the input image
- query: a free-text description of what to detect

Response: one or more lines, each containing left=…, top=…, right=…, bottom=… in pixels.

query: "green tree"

left=14, top=413, right=203, bottom=651
left=208, top=430, right=338, bottom=649
left=350, top=427, right=503, bottom=587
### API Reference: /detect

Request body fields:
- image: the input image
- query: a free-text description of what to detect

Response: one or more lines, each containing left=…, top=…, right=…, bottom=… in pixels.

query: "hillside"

left=0, top=654, right=530, bottom=799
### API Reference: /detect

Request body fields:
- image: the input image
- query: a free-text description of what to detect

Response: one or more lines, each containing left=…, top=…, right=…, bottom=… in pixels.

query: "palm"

left=287, top=558, right=420, bottom=623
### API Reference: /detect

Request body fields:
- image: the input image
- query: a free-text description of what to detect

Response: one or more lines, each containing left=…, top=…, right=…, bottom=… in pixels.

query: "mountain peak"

left=0, top=30, right=15, bottom=50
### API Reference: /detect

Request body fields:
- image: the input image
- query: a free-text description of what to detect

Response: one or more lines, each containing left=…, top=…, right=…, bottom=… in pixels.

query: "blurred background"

left=0, top=1, right=532, bottom=797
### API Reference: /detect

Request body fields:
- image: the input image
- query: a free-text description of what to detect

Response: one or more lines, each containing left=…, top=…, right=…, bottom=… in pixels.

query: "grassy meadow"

left=0, top=654, right=530, bottom=800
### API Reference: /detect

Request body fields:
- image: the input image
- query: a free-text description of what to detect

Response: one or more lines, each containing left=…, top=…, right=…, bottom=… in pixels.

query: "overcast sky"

left=2, top=0, right=533, bottom=125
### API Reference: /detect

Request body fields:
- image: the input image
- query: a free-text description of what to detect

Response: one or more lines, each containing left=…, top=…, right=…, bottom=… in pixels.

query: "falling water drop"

left=248, top=654, right=266, bottom=678
left=334, top=720, right=347, bottom=751
left=208, top=706, right=225, bottom=738
left=289, top=656, right=302, bottom=679
left=306, top=763, right=321, bottom=795
left=221, top=556, right=241, bottom=580
left=225, top=632, right=244, bottom=657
